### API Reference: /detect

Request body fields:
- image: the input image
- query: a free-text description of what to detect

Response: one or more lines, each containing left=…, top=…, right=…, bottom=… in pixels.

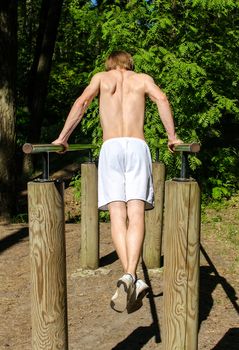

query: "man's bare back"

left=52, top=65, right=180, bottom=150
left=98, top=69, right=146, bottom=141
left=77, top=67, right=178, bottom=144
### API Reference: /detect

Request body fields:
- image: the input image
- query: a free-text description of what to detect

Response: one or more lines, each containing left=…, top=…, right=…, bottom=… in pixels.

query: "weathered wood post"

left=80, top=162, right=99, bottom=269
left=163, top=143, right=201, bottom=350
left=28, top=180, right=68, bottom=350
left=143, top=161, right=166, bottom=268
left=23, top=143, right=97, bottom=349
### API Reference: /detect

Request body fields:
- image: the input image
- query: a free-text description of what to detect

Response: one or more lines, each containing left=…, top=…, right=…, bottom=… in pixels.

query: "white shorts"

left=98, top=137, right=154, bottom=211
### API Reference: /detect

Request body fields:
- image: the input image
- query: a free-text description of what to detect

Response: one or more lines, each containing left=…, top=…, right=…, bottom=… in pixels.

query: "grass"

left=201, top=191, right=239, bottom=273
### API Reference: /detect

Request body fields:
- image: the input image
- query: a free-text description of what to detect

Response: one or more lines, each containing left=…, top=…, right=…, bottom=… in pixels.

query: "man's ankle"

left=125, top=272, right=137, bottom=283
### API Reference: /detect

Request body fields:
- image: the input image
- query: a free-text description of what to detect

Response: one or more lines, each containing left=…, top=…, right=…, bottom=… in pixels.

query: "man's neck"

left=116, top=67, right=127, bottom=72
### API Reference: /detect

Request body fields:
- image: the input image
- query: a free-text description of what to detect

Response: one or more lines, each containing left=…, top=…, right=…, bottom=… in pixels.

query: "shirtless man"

left=52, top=51, right=181, bottom=313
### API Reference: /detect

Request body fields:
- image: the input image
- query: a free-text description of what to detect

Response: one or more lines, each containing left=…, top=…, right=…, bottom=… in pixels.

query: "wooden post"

left=80, top=163, right=99, bottom=269
left=28, top=181, right=68, bottom=350
left=163, top=180, right=200, bottom=350
left=143, top=162, right=165, bottom=268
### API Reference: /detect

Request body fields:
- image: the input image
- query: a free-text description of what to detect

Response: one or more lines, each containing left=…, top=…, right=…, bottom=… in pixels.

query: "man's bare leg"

left=126, top=200, right=145, bottom=278
left=108, top=201, right=128, bottom=272
left=109, top=201, right=133, bottom=312
left=109, top=200, right=146, bottom=312
left=108, top=200, right=145, bottom=276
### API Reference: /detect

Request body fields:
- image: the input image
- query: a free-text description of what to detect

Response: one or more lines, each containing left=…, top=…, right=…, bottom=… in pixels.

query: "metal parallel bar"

left=22, top=143, right=97, bottom=154
left=173, top=143, right=200, bottom=153
left=23, top=142, right=200, bottom=181
left=23, top=142, right=200, bottom=154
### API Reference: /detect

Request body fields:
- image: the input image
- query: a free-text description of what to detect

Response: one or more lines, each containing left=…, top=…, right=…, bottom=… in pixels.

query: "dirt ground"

left=0, top=187, right=239, bottom=350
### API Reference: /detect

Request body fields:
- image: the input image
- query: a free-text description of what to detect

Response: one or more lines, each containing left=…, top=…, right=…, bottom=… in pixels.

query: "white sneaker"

left=110, top=274, right=136, bottom=313
left=127, top=279, right=149, bottom=314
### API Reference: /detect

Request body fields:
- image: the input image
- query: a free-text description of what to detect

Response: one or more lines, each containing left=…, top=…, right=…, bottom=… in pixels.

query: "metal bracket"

left=173, top=151, right=195, bottom=182
left=181, top=152, right=189, bottom=179
left=42, top=152, right=50, bottom=180
left=89, top=149, right=93, bottom=163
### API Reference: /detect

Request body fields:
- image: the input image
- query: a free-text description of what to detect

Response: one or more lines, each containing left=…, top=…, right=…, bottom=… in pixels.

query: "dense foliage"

left=17, top=0, right=239, bottom=201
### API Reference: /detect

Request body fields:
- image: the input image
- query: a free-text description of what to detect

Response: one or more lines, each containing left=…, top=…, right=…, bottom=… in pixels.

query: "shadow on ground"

left=112, top=323, right=159, bottom=350
left=100, top=250, right=118, bottom=267
left=0, top=227, right=28, bottom=254
left=199, top=245, right=239, bottom=349
left=212, top=328, right=239, bottom=350
left=200, top=244, right=239, bottom=326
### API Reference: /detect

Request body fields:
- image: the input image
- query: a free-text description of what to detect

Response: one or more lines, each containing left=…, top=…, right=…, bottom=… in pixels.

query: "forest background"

left=0, top=0, right=239, bottom=221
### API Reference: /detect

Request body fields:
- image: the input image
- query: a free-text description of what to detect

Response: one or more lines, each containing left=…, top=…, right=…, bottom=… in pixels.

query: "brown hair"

left=105, top=51, right=134, bottom=71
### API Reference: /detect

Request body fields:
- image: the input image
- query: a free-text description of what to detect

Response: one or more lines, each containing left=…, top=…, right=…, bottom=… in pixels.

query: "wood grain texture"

left=28, top=181, right=68, bottom=350
left=80, top=163, right=99, bottom=269
left=143, top=162, right=165, bottom=268
left=163, top=180, right=200, bottom=350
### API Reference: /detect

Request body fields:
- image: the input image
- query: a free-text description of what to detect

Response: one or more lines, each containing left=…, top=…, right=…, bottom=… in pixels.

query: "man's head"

left=105, top=51, right=134, bottom=71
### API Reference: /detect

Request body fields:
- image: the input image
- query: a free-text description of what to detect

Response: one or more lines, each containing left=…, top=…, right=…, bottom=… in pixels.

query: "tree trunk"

left=28, top=0, right=64, bottom=139
left=23, top=0, right=63, bottom=174
left=0, top=1, right=17, bottom=221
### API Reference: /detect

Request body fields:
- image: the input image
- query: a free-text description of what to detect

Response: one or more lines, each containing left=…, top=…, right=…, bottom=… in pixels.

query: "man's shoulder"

left=92, top=70, right=114, bottom=80
left=89, top=71, right=109, bottom=85
left=137, top=72, right=154, bottom=81
left=92, top=71, right=106, bottom=79
left=128, top=72, right=154, bottom=83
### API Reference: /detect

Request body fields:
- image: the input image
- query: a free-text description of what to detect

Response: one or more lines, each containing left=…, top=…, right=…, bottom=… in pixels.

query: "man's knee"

left=127, top=200, right=145, bottom=222
left=109, top=201, right=127, bottom=221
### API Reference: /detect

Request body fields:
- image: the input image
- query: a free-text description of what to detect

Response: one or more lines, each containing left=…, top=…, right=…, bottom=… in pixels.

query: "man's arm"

left=52, top=73, right=101, bottom=148
left=144, top=75, right=182, bottom=150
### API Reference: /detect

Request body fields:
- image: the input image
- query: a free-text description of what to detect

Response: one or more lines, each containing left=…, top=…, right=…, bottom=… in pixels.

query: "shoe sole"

left=110, top=280, right=128, bottom=313
left=127, top=288, right=149, bottom=314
